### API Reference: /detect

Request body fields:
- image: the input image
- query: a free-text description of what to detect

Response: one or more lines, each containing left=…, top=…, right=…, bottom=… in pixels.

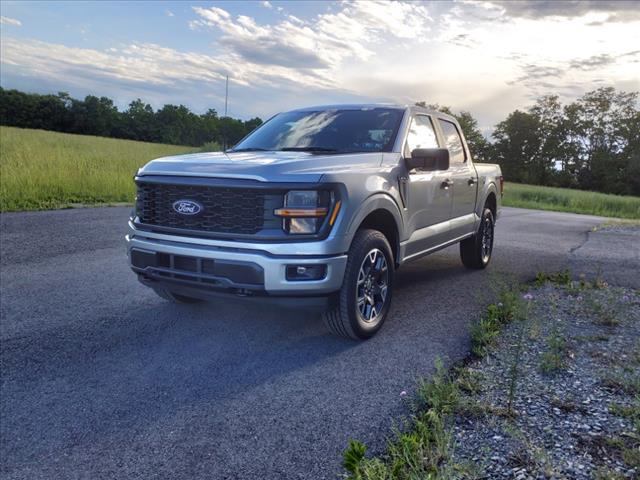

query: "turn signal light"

left=274, top=207, right=328, bottom=217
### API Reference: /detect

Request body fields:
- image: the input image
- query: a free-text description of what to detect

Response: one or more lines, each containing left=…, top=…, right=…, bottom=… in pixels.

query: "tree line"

left=419, top=87, right=640, bottom=196
left=0, top=87, right=262, bottom=148
left=1, top=86, right=638, bottom=196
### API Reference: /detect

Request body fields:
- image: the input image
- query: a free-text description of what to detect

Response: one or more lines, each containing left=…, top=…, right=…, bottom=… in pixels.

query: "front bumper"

left=126, top=223, right=348, bottom=301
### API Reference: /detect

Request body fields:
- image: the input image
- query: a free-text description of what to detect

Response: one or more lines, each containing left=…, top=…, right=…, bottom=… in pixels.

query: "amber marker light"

left=274, top=207, right=328, bottom=217
left=329, top=200, right=341, bottom=226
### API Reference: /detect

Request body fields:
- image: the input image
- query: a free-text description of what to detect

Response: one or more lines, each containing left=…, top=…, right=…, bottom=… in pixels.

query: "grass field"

left=2, top=127, right=639, bottom=218
left=503, top=182, right=640, bottom=219
left=0, top=127, right=196, bottom=211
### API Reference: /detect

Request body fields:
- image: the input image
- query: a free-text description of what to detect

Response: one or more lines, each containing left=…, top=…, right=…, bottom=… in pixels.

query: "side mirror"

left=406, top=148, right=450, bottom=171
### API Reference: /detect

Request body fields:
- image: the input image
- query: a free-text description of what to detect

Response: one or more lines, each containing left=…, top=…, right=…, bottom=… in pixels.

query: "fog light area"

left=286, top=264, right=327, bottom=281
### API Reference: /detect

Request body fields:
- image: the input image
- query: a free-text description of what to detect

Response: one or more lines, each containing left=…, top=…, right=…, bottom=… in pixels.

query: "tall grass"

left=0, top=127, right=196, bottom=211
left=503, top=182, right=640, bottom=219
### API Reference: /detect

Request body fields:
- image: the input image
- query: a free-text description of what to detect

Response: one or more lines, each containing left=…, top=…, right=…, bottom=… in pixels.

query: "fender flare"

left=477, top=182, right=498, bottom=219
left=345, top=193, right=404, bottom=256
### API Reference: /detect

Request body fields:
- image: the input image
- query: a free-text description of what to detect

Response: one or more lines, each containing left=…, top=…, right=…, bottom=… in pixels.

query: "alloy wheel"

left=356, top=248, right=389, bottom=323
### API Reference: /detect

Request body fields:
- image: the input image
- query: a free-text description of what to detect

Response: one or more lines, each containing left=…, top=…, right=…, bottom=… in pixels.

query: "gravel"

left=451, top=283, right=640, bottom=479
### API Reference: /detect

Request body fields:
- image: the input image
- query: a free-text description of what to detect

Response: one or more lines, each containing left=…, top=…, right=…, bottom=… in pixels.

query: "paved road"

left=1, top=207, right=636, bottom=479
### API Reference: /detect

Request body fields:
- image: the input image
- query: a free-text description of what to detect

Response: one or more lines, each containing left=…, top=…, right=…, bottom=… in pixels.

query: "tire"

left=323, top=229, right=394, bottom=340
left=153, top=287, right=203, bottom=304
left=460, top=207, right=495, bottom=269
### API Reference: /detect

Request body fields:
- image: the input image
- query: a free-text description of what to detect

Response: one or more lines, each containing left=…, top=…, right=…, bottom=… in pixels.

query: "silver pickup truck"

left=127, top=104, right=502, bottom=339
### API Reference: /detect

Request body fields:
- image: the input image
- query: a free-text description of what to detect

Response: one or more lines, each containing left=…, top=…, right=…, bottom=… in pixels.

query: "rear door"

left=437, top=119, right=477, bottom=237
left=403, top=115, right=453, bottom=257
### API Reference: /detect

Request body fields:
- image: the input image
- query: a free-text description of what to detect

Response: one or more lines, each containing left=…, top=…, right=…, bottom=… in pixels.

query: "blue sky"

left=1, top=1, right=639, bottom=132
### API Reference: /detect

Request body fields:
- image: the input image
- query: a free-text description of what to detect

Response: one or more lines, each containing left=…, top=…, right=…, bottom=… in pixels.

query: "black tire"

left=153, top=287, right=203, bottom=304
left=323, top=229, right=394, bottom=340
left=460, top=207, right=495, bottom=269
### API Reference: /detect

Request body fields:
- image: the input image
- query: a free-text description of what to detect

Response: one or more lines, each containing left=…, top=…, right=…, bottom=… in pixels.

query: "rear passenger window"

left=438, top=119, right=466, bottom=164
left=406, top=115, right=438, bottom=154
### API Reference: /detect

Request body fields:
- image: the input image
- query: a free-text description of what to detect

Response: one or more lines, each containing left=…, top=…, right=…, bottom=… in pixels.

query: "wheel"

left=323, top=229, right=394, bottom=340
left=153, top=287, right=203, bottom=304
left=460, top=207, right=495, bottom=269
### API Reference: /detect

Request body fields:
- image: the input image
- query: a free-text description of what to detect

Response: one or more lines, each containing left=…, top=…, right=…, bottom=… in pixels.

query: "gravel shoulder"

left=451, top=281, right=640, bottom=479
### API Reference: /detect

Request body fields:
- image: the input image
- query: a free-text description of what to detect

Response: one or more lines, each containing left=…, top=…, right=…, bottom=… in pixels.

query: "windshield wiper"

left=278, top=147, right=339, bottom=153
left=228, top=147, right=270, bottom=152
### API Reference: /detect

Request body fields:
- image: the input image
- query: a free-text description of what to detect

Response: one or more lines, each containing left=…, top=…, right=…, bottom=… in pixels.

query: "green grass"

left=0, top=126, right=197, bottom=211
left=503, top=182, right=640, bottom=219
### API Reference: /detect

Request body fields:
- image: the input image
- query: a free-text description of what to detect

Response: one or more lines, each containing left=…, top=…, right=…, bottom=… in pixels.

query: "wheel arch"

left=347, top=194, right=402, bottom=266
left=478, top=183, right=498, bottom=220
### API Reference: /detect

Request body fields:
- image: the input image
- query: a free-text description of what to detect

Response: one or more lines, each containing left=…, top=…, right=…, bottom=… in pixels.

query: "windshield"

left=230, top=108, right=404, bottom=154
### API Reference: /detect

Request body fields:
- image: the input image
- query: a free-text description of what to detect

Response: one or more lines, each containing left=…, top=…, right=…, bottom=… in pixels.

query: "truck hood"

left=137, top=151, right=385, bottom=183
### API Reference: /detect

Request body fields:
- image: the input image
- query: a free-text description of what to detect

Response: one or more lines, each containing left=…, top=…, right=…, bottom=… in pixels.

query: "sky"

left=1, top=0, right=639, bottom=133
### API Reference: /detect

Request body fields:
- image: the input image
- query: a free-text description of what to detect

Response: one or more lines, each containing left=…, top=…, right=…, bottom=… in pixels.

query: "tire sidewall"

left=343, top=231, right=394, bottom=338
left=479, top=208, right=494, bottom=267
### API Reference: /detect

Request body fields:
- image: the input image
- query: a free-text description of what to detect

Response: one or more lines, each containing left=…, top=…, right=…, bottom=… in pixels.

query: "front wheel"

left=460, top=207, right=495, bottom=269
left=323, top=229, right=394, bottom=340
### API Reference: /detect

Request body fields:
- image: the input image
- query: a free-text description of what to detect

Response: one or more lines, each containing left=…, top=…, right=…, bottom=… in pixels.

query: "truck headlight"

left=274, top=190, right=332, bottom=234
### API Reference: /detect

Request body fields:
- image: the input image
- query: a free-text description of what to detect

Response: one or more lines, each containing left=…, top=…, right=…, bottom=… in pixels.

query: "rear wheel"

left=153, top=287, right=203, bottom=304
left=323, top=229, right=394, bottom=340
left=460, top=207, right=494, bottom=269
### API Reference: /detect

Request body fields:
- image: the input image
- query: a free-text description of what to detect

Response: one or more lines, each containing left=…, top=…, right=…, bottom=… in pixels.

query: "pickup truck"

left=127, top=104, right=503, bottom=339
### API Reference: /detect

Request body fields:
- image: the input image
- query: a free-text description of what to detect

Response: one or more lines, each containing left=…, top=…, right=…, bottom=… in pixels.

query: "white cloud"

left=261, top=1, right=273, bottom=9
left=190, top=1, right=433, bottom=70
left=1, top=16, right=22, bottom=27
left=166, top=10, right=175, bottom=17
left=0, top=36, right=335, bottom=94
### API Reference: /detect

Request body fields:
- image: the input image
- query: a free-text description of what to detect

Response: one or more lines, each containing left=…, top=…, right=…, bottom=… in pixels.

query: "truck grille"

left=136, top=182, right=267, bottom=235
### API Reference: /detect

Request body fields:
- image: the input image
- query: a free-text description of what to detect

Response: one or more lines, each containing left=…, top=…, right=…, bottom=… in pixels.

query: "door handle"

left=440, top=179, right=453, bottom=190
left=468, top=177, right=476, bottom=186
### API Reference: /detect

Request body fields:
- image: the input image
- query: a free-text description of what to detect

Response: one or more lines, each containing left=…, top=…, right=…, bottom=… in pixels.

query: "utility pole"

left=224, top=75, right=228, bottom=117
left=223, top=75, right=229, bottom=151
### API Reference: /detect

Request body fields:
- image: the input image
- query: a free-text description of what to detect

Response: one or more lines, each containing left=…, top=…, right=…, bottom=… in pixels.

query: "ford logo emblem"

left=173, top=199, right=203, bottom=215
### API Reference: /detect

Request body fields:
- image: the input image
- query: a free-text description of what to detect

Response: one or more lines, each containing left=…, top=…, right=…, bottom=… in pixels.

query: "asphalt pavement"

left=1, top=206, right=637, bottom=479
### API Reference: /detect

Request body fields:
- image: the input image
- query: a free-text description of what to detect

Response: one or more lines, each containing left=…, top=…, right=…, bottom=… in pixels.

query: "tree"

left=69, top=95, right=120, bottom=137
left=563, top=87, right=639, bottom=194
left=491, top=110, right=543, bottom=184
left=124, top=99, right=156, bottom=142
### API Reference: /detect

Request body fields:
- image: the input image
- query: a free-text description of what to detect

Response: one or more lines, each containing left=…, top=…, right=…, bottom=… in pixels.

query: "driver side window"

left=405, top=115, right=439, bottom=156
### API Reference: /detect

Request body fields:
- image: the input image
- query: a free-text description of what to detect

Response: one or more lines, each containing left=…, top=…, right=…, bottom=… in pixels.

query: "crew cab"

left=127, top=105, right=503, bottom=339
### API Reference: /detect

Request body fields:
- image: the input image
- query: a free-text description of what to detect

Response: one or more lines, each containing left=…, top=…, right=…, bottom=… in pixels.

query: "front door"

left=404, top=115, right=453, bottom=258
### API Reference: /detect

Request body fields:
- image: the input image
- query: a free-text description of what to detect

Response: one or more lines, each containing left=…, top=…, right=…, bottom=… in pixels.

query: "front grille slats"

left=136, top=183, right=267, bottom=235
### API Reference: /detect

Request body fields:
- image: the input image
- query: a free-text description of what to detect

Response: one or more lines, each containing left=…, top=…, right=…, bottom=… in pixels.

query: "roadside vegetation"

left=503, top=182, right=640, bottom=219
left=343, top=272, right=639, bottom=479
left=0, top=126, right=196, bottom=211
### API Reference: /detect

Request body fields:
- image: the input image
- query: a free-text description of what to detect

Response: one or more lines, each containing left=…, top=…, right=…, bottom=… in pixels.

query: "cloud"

left=448, top=33, right=474, bottom=48
left=0, top=36, right=336, bottom=99
left=489, top=0, right=640, bottom=23
left=189, top=1, right=432, bottom=70
left=507, top=63, right=567, bottom=90
left=261, top=1, right=273, bottom=9
left=569, top=54, right=615, bottom=71
left=1, top=16, right=22, bottom=27
left=165, top=10, right=175, bottom=17
left=569, top=50, right=640, bottom=70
